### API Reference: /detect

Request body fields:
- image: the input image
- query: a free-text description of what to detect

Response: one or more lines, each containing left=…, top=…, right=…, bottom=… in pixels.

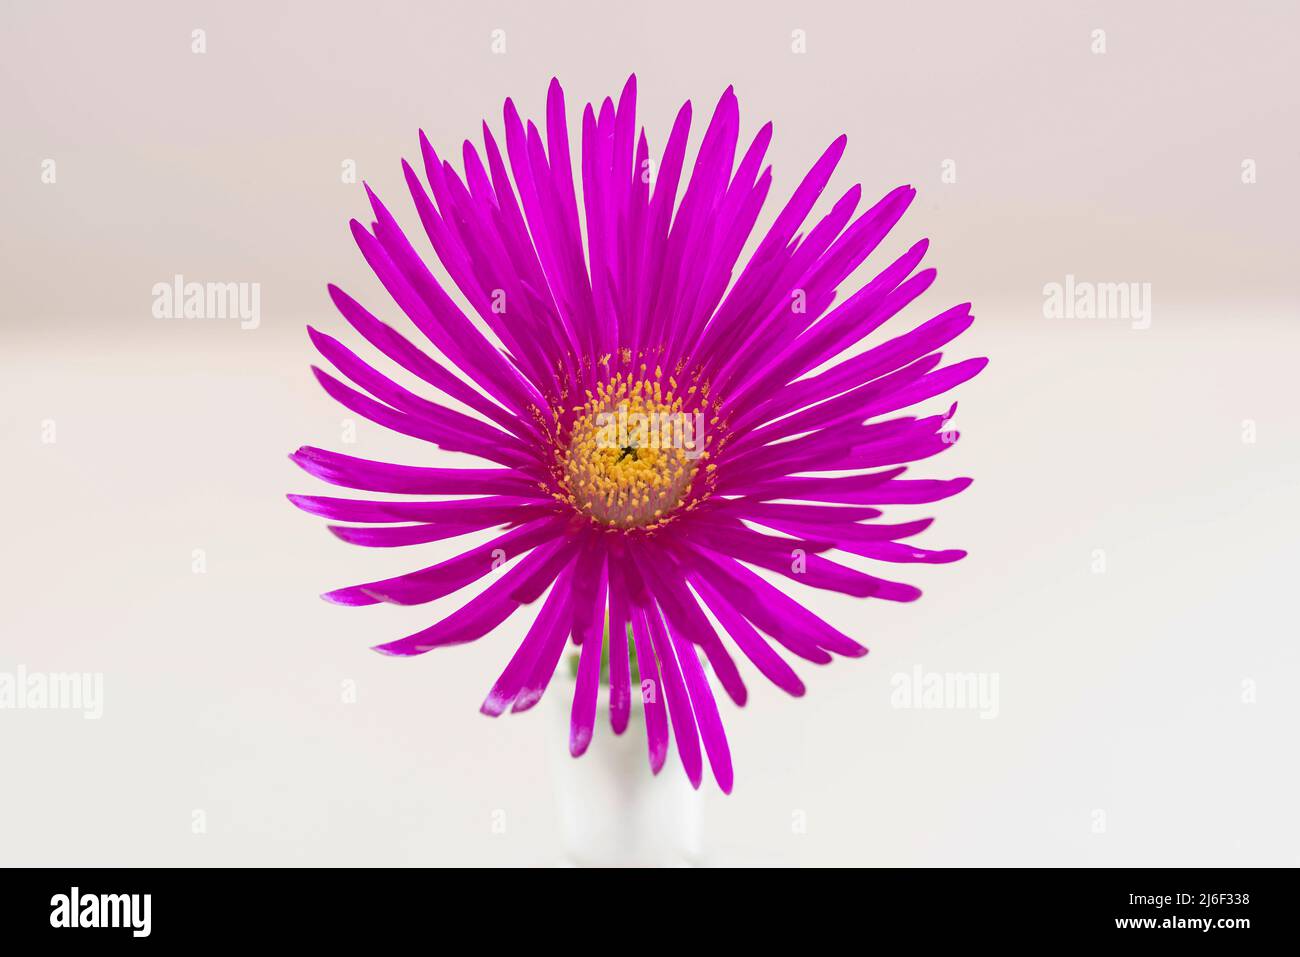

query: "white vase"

left=547, top=676, right=703, bottom=867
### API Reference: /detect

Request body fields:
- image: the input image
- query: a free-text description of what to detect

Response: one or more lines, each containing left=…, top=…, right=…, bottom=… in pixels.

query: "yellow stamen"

left=558, top=371, right=712, bottom=529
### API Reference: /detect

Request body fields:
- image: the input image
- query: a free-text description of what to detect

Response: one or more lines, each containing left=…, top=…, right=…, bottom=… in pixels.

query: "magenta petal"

left=512, top=564, right=580, bottom=713
left=642, top=600, right=703, bottom=789
left=373, top=538, right=573, bottom=656
left=290, top=446, right=537, bottom=496
left=322, top=516, right=566, bottom=607
left=569, top=548, right=608, bottom=756
left=326, top=522, right=502, bottom=548
left=861, top=477, right=974, bottom=504
left=669, top=610, right=735, bottom=794
left=307, top=329, right=534, bottom=468
left=685, top=547, right=869, bottom=659
left=732, top=467, right=909, bottom=504
left=690, top=514, right=910, bottom=599
left=846, top=542, right=968, bottom=564
left=287, top=493, right=552, bottom=524
left=325, top=283, right=534, bottom=440
left=692, top=575, right=806, bottom=697
left=481, top=560, right=576, bottom=716
left=605, top=556, right=633, bottom=735
left=725, top=501, right=883, bottom=524
left=641, top=551, right=747, bottom=708
left=629, top=601, right=669, bottom=773
left=679, top=547, right=832, bottom=665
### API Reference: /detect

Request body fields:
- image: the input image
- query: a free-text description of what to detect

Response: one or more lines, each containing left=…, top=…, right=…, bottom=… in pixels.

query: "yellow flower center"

left=557, top=369, right=715, bottom=529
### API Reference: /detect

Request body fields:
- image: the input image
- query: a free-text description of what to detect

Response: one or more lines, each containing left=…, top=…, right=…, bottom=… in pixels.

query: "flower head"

left=289, top=76, right=985, bottom=792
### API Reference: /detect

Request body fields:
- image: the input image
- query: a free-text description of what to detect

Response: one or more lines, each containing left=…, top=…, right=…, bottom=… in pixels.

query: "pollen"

left=557, top=371, right=712, bottom=529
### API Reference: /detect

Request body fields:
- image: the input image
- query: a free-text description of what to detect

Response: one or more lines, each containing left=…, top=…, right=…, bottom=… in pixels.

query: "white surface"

left=2, top=311, right=1296, bottom=866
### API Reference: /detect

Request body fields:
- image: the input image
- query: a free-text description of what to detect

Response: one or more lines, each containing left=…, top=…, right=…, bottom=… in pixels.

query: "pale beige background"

left=1, top=0, right=1297, bottom=865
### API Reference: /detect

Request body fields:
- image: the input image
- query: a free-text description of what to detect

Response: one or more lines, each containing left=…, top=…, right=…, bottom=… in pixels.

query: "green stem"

left=568, top=614, right=640, bottom=685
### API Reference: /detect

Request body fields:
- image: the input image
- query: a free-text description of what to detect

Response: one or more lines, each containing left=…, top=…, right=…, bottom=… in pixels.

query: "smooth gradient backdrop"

left=2, top=0, right=1297, bottom=865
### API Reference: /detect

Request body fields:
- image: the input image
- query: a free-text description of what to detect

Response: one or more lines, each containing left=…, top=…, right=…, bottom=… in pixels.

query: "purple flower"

left=289, top=77, right=985, bottom=793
